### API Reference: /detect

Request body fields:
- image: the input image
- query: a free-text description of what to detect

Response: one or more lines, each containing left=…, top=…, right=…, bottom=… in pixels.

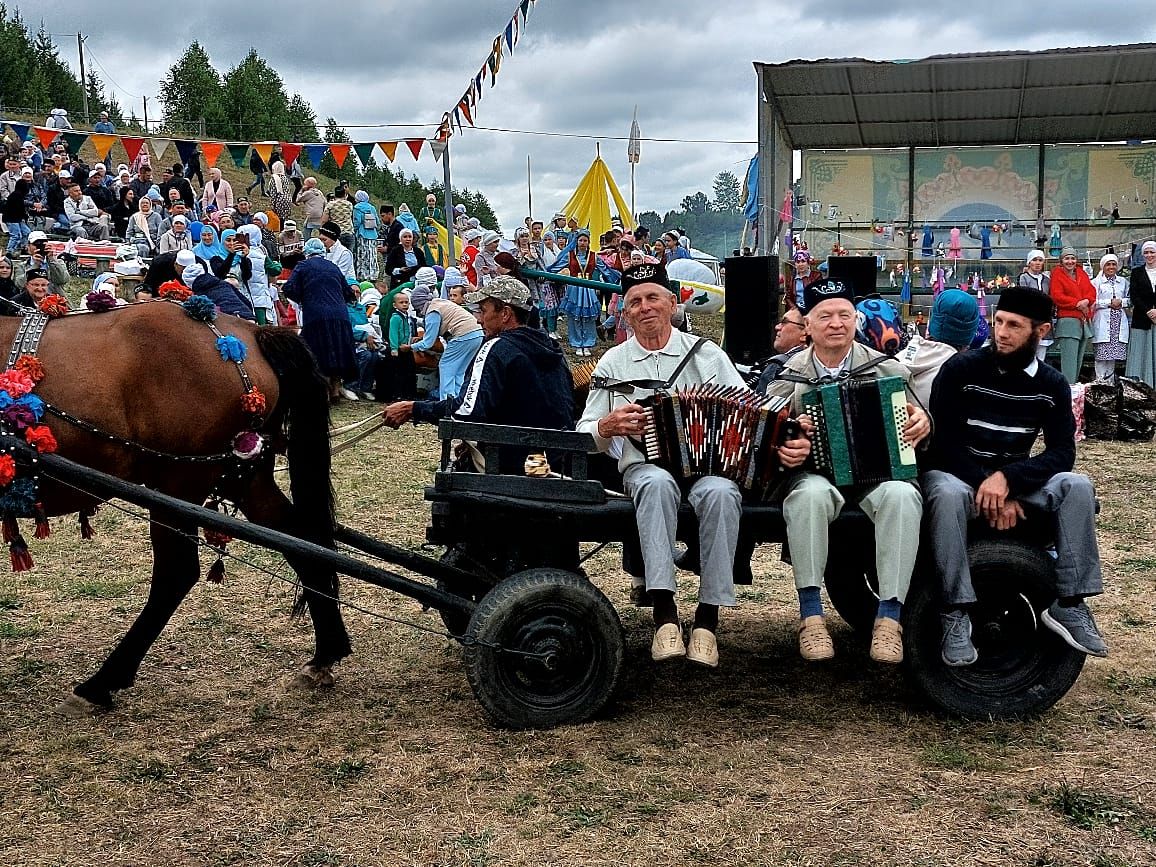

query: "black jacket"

left=249, top=151, right=266, bottom=174
left=384, top=245, right=427, bottom=289
left=414, top=327, right=573, bottom=474
left=1129, top=267, right=1154, bottom=332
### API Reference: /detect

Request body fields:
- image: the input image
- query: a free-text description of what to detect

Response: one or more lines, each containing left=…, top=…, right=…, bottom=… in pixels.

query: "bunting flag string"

left=436, top=0, right=540, bottom=142
left=5, top=121, right=445, bottom=171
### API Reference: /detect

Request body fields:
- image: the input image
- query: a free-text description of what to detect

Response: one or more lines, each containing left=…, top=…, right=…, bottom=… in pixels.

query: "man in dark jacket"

left=382, top=275, right=573, bottom=473
left=246, top=149, right=267, bottom=196
left=160, top=163, right=196, bottom=208
left=926, top=285, right=1107, bottom=667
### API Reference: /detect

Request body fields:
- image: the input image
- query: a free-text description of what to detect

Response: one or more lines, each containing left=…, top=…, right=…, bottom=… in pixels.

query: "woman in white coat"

left=1091, top=253, right=1129, bottom=381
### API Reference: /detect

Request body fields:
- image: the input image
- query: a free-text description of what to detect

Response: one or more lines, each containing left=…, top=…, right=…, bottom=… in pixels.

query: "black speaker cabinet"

left=826, top=255, right=878, bottom=298
left=723, top=255, right=779, bottom=364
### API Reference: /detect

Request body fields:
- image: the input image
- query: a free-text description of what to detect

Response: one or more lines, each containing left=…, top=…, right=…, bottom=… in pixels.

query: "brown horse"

left=0, top=301, right=351, bottom=713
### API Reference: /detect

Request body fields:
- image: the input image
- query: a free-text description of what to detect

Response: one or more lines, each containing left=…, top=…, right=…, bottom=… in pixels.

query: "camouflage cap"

left=465, top=275, right=532, bottom=310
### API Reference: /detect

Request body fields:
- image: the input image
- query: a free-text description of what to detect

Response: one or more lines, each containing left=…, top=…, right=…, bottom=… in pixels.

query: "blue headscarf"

left=194, top=224, right=226, bottom=261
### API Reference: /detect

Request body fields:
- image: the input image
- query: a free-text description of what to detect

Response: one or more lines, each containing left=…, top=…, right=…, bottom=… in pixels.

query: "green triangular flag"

left=61, top=131, right=89, bottom=155
left=352, top=142, right=375, bottom=168
left=227, top=143, right=250, bottom=168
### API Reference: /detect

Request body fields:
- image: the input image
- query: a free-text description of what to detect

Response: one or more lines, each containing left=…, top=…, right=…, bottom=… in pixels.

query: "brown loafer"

left=686, top=627, right=719, bottom=668
left=651, top=622, right=686, bottom=661
left=797, top=615, right=834, bottom=661
left=870, top=617, right=903, bottom=664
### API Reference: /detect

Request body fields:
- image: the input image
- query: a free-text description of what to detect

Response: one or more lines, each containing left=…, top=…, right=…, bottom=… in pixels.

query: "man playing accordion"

left=577, top=264, right=811, bottom=669
left=765, top=279, right=931, bottom=665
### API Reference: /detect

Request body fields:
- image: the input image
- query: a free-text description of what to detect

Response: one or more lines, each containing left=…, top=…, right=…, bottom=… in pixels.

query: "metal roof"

left=755, top=44, right=1156, bottom=149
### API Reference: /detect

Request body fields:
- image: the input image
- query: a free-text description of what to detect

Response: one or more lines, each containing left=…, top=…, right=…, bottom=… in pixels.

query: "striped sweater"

left=927, top=347, right=1075, bottom=496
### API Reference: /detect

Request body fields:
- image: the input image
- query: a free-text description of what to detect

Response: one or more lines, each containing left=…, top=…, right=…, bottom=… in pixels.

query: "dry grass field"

left=0, top=390, right=1153, bottom=866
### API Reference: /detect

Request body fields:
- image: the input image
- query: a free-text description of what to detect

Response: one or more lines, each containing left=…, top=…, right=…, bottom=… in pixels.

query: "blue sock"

left=798, top=586, right=823, bottom=619
left=877, top=598, right=902, bottom=621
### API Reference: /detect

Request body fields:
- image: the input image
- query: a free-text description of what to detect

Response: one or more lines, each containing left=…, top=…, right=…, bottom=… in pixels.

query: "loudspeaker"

left=826, top=255, right=878, bottom=298
left=723, top=255, right=779, bottom=365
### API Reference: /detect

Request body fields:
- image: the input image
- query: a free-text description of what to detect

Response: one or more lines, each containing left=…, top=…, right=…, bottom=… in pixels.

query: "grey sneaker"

left=1041, top=601, right=1109, bottom=657
left=940, top=610, right=978, bottom=667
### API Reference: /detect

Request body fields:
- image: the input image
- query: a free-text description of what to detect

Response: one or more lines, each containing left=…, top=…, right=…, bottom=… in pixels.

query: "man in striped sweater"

left=925, top=285, right=1107, bottom=667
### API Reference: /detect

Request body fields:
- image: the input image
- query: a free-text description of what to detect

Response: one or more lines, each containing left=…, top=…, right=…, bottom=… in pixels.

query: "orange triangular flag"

left=201, top=141, right=225, bottom=167
left=328, top=143, right=350, bottom=168
left=120, top=136, right=146, bottom=163
left=90, top=134, right=117, bottom=160
left=33, top=127, right=58, bottom=149
left=378, top=141, right=398, bottom=162
left=253, top=142, right=274, bottom=165
left=405, top=139, right=424, bottom=160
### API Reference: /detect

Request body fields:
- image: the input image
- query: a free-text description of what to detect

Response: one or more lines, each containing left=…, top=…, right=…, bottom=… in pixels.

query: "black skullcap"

left=620, top=263, right=672, bottom=294
left=802, top=278, right=855, bottom=314
left=996, top=285, right=1054, bottom=323
left=318, top=221, right=342, bottom=241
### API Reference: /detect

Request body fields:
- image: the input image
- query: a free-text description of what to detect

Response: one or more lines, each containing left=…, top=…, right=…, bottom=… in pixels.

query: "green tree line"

left=637, top=170, right=747, bottom=261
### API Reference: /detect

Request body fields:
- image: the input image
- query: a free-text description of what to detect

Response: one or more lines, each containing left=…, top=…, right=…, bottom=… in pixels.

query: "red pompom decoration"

left=0, top=369, right=34, bottom=398
left=13, top=355, right=44, bottom=383
left=159, top=281, right=193, bottom=301
left=37, top=294, right=71, bottom=317
left=0, top=454, right=15, bottom=487
left=25, top=425, right=58, bottom=454
left=240, top=390, right=267, bottom=415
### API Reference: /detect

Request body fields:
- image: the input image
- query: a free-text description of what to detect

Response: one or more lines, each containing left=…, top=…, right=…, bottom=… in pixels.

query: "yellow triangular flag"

left=90, top=134, right=117, bottom=161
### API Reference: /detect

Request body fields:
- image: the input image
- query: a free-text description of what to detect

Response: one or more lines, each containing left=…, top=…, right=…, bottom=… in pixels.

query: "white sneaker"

left=360, top=391, right=375, bottom=401
left=339, top=388, right=359, bottom=401
left=549, top=331, right=560, bottom=340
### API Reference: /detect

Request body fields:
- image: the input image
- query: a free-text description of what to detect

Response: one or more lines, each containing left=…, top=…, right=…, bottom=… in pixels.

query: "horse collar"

left=6, top=312, right=50, bottom=370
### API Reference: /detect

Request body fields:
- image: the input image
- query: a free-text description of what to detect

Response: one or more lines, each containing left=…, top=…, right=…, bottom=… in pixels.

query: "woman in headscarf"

left=283, top=238, right=359, bottom=400
left=352, top=190, right=380, bottom=282
left=200, top=167, right=234, bottom=215
left=548, top=228, right=619, bottom=356
left=210, top=228, right=253, bottom=289
left=512, top=227, right=547, bottom=323
left=1126, top=240, right=1156, bottom=386
left=90, top=271, right=127, bottom=306
left=126, top=194, right=162, bottom=258
left=267, top=161, right=294, bottom=224
left=2, top=167, right=31, bottom=254
left=1019, top=249, right=1053, bottom=361
left=1090, top=253, right=1129, bottom=382
left=194, top=223, right=227, bottom=263
left=474, top=230, right=503, bottom=286
left=0, top=256, right=19, bottom=303
left=396, top=203, right=420, bottom=235
left=384, top=228, right=427, bottom=289
left=408, top=267, right=484, bottom=399
left=1049, top=245, right=1096, bottom=383
left=421, top=224, right=448, bottom=269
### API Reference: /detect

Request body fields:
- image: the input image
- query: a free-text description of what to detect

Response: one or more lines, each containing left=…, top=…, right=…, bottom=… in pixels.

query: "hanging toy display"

left=1048, top=222, right=1063, bottom=258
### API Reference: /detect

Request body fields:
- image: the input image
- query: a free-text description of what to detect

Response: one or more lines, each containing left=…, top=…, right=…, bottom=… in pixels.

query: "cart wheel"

left=463, top=568, right=624, bottom=730
left=436, top=547, right=493, bottom=637
left=823, top=543, right=879, bottom=633
left=904, top=539, right=1086, bottom=719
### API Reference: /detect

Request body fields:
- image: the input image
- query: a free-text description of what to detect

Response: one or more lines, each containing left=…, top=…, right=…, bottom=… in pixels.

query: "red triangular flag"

left=280, top=142, right=302, bottom=168
left=33, top=127, right=58, bottom=149
left=405, top=139, right=424, bottom=160
left=328, top=143, right=350, bottom=168
left=201, top=141, right=225, bottom=167
left=120, top=136, right=146, bottom=163
left=459, top=99, right=474, bottom=127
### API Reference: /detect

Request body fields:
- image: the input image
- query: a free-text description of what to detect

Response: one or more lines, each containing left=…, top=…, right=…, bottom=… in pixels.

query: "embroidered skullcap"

left=802, top=279, right=855, bottom=314
left=318, top=221, right=341, bottom=241
left=620, top=263, right=672, bottom=294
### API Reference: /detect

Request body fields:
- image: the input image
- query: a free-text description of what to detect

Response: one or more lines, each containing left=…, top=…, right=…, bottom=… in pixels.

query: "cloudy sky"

left=28, top=1, right=1156, bottom=230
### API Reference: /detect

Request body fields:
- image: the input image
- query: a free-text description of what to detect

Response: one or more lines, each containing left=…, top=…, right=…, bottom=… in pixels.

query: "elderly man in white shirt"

left=577, top=263, right=809, bottom=669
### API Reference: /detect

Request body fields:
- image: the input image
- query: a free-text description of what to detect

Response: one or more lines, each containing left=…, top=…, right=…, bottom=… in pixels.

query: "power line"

left=82, top=44, right=142, bottom=100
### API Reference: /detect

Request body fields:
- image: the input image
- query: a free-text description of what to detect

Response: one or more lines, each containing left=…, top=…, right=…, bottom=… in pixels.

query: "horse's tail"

left=254, top=327, right=336, bottom=617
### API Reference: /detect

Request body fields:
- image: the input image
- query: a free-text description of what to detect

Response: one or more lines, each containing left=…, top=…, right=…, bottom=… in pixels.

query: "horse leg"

left=68, top=511, right=200, bottom=712
left=239, top=474, right=352, bottom=687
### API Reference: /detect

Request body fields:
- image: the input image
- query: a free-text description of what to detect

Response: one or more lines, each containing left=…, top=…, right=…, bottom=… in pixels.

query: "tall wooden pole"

left=77, top=33, right=90, bottom=125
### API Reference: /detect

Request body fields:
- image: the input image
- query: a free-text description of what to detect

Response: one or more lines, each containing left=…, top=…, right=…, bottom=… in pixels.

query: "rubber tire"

left=823, top=537, right=880, bottom=633
left=904, top=539, right=1087, bottom=719
left=463, top=568, right=624, bottom=730
left=436, top=547, right=493, bottom=637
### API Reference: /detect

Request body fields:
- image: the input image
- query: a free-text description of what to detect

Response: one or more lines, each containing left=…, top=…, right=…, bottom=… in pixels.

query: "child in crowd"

left=388, top=292, right=417, bottom=399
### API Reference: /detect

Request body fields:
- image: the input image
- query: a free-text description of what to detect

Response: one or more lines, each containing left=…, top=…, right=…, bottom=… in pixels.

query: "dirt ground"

left=0, top=388, right=1153, bottom=866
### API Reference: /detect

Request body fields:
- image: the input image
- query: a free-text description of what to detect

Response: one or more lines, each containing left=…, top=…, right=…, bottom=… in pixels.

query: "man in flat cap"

left=925, top=285, right=1107, bottom=667
left=577, top=263, right=811, bottom=669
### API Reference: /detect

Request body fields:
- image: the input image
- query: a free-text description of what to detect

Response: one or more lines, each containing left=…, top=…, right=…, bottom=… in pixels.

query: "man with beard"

left=925, top=285, right=1107, bottom=667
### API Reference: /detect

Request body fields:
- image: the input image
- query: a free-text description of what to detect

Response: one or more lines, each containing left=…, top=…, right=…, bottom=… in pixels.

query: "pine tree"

left=712, top=171, right=742, bottom=214
left=159, top=42, right=227, bottom=137
left=286, top=93, right=318, bottom=143
left=317, top=117, right=354, bottom=185
left=221, top=48, right=292, bottom=141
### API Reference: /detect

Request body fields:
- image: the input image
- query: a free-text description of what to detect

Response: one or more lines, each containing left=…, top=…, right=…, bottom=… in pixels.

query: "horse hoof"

left=289, top=664, right=335, bottom=690
left=55, top=693, right=104, bottom=718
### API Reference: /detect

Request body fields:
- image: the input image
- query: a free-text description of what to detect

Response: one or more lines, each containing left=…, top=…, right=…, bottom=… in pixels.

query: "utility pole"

left=442, top=138, right=456, bottom=256
left=77, top=33, right=90, bottom=125
left=142, top=96, right=149, bottom=133
left=526, top=155, right=532, bottom=223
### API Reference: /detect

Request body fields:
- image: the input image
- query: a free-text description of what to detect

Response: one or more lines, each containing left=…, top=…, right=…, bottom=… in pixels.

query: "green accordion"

left=800, top=375, right=918, bottom=487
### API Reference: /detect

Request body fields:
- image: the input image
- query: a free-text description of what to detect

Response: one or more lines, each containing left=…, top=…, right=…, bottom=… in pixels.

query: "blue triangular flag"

left=504, top=21, right=515, bottom=53
left=8, top=122, right=29, bottom=143
left=175, top=140, right=198, bottom=164
left=304, top=143, right=328, bottom=168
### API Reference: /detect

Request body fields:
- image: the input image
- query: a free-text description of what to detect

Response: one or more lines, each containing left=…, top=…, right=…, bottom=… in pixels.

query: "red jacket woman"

left=1049, top=248, right=1095, bottom=383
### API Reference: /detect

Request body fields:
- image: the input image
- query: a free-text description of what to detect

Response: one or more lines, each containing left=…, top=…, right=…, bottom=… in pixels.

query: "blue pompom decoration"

left=0, top=477, right=38, bottom=517
left=0, top=392, right=12, bottom=411
left=181, top=295, right=218, bottom=322
left=215, top=335, right=248, bottom=363
left=14, top=394, right=44, bottom=421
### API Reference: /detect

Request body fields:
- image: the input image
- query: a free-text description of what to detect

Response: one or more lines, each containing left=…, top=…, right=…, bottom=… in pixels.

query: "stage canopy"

left=754, top=43, right=1156, bottom=150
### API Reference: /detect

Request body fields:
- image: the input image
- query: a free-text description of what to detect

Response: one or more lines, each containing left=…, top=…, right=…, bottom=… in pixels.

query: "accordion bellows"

left=801, top=376, right=918, bottom=486
left=641, top=385, right=794, bottom=497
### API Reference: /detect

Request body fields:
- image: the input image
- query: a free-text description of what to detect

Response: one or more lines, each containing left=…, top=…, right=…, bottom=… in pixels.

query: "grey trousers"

left=778, top=472, right=923, bottom=603
left=623, top=463, right=741, bottom=607
left=922, top=470, right=1104, bottom=606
